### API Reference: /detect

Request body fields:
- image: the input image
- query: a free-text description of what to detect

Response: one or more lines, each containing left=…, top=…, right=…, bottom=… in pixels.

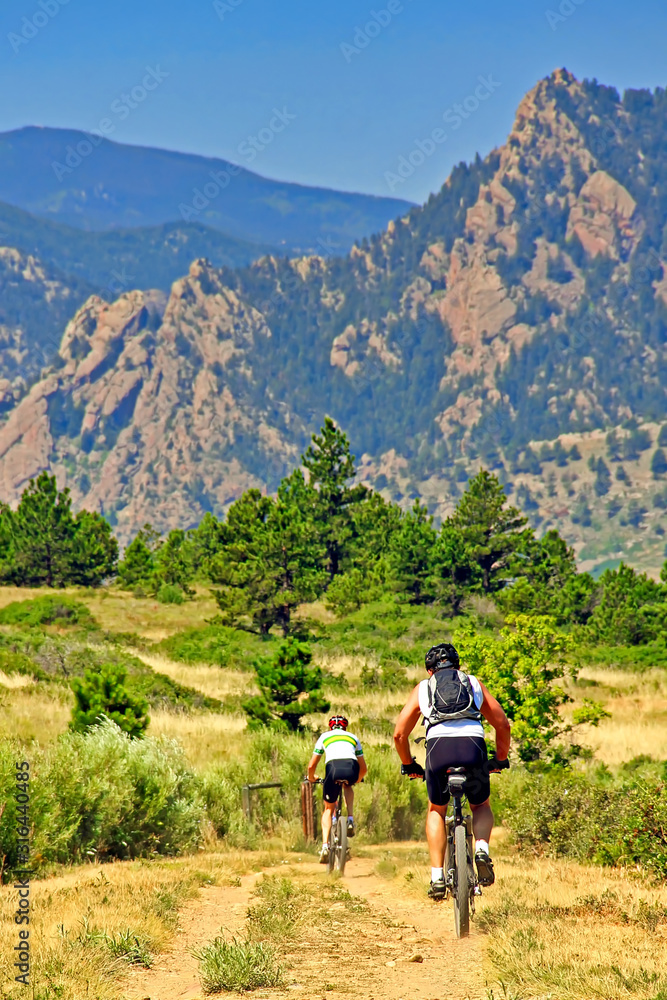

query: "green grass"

left=194, top=936, right=285, bottom=993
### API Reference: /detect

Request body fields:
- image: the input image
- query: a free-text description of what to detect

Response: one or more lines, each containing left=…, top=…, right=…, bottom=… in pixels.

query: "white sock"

left=347, top=815, right=354, bottom=822
left=431, top=867, right=444, bottom=882
left=476, top=839, right=490, bottom=855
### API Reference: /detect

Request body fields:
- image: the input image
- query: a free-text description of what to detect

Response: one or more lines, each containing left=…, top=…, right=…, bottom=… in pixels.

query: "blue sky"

left=2, top=0, right=666, bottom=203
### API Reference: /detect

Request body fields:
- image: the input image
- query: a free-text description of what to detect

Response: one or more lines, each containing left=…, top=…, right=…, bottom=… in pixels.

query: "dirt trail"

left=124, top=856, right=486, bottom=1000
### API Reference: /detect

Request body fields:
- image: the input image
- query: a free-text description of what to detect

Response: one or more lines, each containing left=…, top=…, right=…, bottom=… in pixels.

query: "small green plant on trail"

left=194, top=936, right=285, bottom=993
left=243, top=638, right=329, bottom=731
left=247, top=876, right=310, bottom=941
left=70, top=662, right=149, bottom=738
left=455, top=614, right=609, bottom=762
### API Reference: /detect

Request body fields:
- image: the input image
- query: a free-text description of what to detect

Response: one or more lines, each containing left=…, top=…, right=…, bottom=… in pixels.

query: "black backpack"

left=423, top=668, right=482, bottom=733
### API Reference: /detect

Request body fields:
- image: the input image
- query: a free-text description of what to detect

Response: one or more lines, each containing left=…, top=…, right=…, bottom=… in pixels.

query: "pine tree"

left=651, top=448, right=667, bottom=478
left=153, top=529, right=195, bottom=595
left=387, top=500, right=438, bottom=604
left=448, top=471, right=530, bottom=593
left=70, top=663, right=149, bottom=738
left=0, top=473, right=116, bottom=587
left=243, top=638, right=330, bottom=731
left=302, top=418, right=367, bottom=579
left=117, top=525, right=161, bottom=589
left=69, top=511, right=118, bottom=586
left=212, top=475, right=326, bottom=635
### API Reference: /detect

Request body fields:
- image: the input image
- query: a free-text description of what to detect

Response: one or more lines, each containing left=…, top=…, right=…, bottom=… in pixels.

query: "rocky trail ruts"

left=123, top=856, right=486, bottom=1000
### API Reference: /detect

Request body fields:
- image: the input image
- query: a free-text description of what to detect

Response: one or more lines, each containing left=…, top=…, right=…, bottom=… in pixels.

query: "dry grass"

left=0, top=670, right=36, bottom=689
left=138, top=652, right=252, bottom=702
left=0, top=852, right=252, bottom=1000
left=568, top=666, right=667, bottom=764
left=0, top=685, right=71, bottom=743
left=479, top=849, right=667, bottom=999
left=0, top=584, right=219, bottom=640
left=148, top=708, right=248, bottom=769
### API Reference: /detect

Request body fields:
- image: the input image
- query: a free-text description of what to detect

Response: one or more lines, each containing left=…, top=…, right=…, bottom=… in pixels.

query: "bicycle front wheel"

left=337, top=821, right=348, bottom=874
left=453, top=823, right=470, bottom=938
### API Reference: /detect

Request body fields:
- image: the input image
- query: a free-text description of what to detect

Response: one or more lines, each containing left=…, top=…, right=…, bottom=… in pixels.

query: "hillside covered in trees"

left=1, top=71, right=667, bottom=571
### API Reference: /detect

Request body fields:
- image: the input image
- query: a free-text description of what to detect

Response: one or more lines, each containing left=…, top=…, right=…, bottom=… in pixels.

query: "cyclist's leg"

left=321, top=762, right=341, bottom=854
left=342, top=782, right=354, bottom=815
left=321, top=800, right=336, bottom=845
left=425, top=801, right=447, bottom=867
left=470, top=798, right=493, bottom=842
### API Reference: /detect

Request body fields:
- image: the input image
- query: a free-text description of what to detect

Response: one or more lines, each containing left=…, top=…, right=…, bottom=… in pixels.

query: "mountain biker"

left=307, top=716, right=367, bottom=864
left=393, top=642, right=510, bottom=900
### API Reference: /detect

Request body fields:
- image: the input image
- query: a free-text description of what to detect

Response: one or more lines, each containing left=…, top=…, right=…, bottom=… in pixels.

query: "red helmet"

left=328, top=715, right=348, bottom=730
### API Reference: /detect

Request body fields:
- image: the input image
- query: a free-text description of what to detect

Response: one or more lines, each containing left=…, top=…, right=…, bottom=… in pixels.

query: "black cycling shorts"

left=425, top=736, right=490, bottom=807
left=323, top=759, right=360, bottom=803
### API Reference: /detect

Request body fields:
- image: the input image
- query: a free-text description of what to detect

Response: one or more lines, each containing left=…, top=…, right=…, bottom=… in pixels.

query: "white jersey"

left=418, top=673, right=485, bottom=740
left=313, top=728, right=364, bottom=763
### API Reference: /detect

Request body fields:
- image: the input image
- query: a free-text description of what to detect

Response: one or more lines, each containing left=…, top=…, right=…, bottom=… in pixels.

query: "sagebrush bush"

left=496, top=760, right=667, bottom=877
left=0, top=720, right=203, bottom=875
left=0, top=596, right=96, bottom=629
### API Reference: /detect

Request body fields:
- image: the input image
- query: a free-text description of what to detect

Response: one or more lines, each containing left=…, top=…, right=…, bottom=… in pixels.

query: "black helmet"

left=425, top=643, right=460, bottom=671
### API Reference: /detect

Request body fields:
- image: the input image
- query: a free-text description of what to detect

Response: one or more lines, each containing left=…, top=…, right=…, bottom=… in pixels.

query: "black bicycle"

left=444, top=756, right=509, bottom=938
left=310, top=778, right=349, bottom=874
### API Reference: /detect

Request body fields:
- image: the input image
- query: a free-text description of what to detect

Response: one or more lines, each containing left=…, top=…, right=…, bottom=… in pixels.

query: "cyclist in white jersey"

left=307, top=715, right=367, bottom=863
left=393, top=642, right=510, bottom=900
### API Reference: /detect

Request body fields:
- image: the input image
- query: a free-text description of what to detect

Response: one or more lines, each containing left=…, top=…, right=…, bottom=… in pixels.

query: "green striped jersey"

left=313, top=729, right=364, bottom=762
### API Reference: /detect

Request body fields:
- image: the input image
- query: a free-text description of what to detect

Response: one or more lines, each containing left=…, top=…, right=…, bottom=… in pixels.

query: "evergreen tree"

left=499, top=530, right=596, bottom=624
left=594, top=457, right=612, bottom=496
left=212, top=475, right=326, bottom=635
left=243, top=638, right=330, bottom=731
left=117, top=524, right=161, bottom=589
left=153, top=529, right=195, bottom=595
left=448, top=471, right=530, bottom=593
left=70, top=663, right=149, bottom=738
left=69, top=511, right=118, bottom=586
left=0, top=473, right=117, bottom=587
left=387, top=500, right=438, bottom=604
left=433, top=523, right=481, bottom=614
left=651, top=448, right=667, bottom=477
left=302, top=418, right=367, bottom=579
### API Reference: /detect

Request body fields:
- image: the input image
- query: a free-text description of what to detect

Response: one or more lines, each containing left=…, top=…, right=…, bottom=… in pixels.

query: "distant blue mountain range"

left=0, top=127, right=413, bottom=255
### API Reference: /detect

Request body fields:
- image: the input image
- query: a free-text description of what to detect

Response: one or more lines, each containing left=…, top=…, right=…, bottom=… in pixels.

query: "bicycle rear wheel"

left=337, top=821, right=348, bottom=874
left=453, top=823, right=470, bottom=938
left=327, top=818, right=336, bottom=874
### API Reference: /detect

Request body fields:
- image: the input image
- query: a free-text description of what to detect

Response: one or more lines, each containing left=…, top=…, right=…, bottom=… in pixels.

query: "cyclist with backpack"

left=393, top=643, right=510, bottom=900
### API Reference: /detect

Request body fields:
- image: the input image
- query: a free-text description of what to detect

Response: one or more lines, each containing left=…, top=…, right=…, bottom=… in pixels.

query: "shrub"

left=0, top=596, right=96, bottom=629
left=194, top=937, right=285, bottom=993
left=0, top=720, right=203, bottom=875
left=70, top=663, right=150, bottom=738
left=156, top=583, right=185, bottom=605
left=455, top=615, right=608, bottom=761
left=359, top=659, right=407, bottom=692
left=496, top=761, right=667, bottom=878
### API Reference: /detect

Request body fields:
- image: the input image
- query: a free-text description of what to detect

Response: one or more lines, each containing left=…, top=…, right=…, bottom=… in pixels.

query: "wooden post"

left=242, top=785, right=251, bottom=821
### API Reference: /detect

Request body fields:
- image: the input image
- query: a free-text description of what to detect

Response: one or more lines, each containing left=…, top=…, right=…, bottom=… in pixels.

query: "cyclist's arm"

left=479, top=681, right=511, bottom=760
left=356, top=754, right=368, bottom=781
left=393, top=684, right=422, bottom=766
left=307, top=752, right=321, bottom=782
